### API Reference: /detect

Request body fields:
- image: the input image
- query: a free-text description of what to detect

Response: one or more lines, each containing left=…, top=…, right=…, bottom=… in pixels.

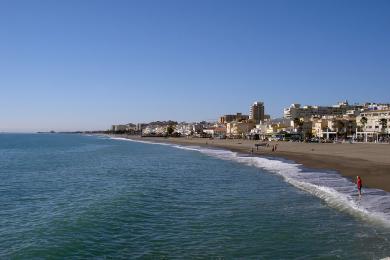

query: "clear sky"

left=0, top=0, right=389, bottom=132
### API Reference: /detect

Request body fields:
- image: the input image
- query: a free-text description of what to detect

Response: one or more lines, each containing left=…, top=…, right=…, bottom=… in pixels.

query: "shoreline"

left=111, top=135, right=390, bottom=193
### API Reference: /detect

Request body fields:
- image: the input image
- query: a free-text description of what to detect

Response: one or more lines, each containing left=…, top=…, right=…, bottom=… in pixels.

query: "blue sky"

left=0, top=0, right=389, bottom=131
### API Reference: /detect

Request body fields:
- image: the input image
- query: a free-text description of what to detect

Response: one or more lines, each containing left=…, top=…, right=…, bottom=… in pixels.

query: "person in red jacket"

left=357, top=176, right=363, bottom=196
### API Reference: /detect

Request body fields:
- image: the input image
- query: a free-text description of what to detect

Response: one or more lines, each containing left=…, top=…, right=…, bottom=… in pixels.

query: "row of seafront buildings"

left=111, top=100, right=390, bottom=142
left=282, top=101, right=390, bottom=142
left=111, top=120, right=212, bottom=137
left=111, top=102, right=269, bottom=139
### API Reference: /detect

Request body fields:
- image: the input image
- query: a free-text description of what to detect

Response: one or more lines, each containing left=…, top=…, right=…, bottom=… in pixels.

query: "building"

left=111, top=124, right=128, bottom=132
left=249, top=101, right=265, bottom=124
left=219, top=113, right=249, bottom=124
left=283, top=101, right=361, bottom=119
left=175, top=123, right=193, bottom=136
left=136, top=123, right=147, bottom=131
left=249, top=119, right=295, bottom=141
left=202, top=127, right=227, bottom=138
left=355, top=109, right=390, bottom=142
left=226, top=121, right=255, bottom=138
left=356, top=109, right=390, bottom=138
left=365, top=103, right=390, bottom=111
left=142, top=125, right=167, bottom=136
left=192, top=123, right=204, bottom=134
left=126, top=123, right=137, bottom=131
left=311, top=118, right=337, bottom=139
left=111, top=123, right=137, bottom=132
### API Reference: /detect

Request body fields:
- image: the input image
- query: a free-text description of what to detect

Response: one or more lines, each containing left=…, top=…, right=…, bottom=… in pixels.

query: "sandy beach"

left=114, top=135, right=390, bottom=192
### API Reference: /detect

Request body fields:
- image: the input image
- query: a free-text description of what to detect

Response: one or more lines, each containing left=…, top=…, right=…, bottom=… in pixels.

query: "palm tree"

left=293, top=118, right=304, bottom=130
left=360, top=117, right=368, bottom=129
left=379, top=118, right=388, bottom=133
left=358, top=116, right=368, bottom=133
left=293, top=117, right=304, bottom=140
left=166, top=125, right=175, bottom=136
left=335, top=120, right=346, bottom=139
left=293, top=117, right=300, bottom=127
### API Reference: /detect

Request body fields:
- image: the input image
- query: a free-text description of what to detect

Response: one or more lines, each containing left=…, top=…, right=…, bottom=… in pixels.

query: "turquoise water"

left=0, top=134, right=389, bottom=258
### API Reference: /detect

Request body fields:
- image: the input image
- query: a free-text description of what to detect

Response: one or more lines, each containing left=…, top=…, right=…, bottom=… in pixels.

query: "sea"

left=0, top=133, right=390, bottom=259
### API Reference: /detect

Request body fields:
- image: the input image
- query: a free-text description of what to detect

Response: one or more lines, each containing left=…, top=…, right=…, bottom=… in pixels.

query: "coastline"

left=111, top=135, right=390, bottom=193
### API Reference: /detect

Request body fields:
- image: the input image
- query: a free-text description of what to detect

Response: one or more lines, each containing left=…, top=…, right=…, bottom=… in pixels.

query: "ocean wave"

left=110, top=137, right=172, bottom=146
left=111, top=137, right=390, bottom=227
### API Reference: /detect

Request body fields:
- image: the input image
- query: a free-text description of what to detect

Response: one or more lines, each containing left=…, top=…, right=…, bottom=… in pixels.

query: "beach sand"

left=115, top=135, right=390, bottom=192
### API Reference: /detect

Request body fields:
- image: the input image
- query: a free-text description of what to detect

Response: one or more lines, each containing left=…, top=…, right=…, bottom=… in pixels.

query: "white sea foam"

left=110, top=137, right=172, bottom=146
left=111, top=137, right=390, bottom=227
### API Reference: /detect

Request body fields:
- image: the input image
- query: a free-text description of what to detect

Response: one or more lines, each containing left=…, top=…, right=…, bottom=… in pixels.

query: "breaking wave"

left=111, top=137, right=390, bottom=227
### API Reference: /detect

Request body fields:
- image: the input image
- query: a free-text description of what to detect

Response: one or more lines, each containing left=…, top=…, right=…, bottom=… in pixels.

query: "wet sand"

left=115, top=135, right=390, bottom=192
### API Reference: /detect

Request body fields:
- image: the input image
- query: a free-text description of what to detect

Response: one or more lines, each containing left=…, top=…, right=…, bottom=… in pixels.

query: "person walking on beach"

left=357, top=176, right=363, bottom=196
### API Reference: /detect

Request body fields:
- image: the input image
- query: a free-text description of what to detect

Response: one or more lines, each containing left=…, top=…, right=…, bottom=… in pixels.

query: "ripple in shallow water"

left=0, top=134, right=389, bottom=258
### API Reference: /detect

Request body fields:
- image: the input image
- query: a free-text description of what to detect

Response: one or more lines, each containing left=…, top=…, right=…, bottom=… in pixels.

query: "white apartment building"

left=175, top=123, right=193, bottom=136
left=142, top=125, right=167, bottom=135
left=283, top=101, right=359, bottom=119
left=226, top=121, right=255, bottom=137
left=112, top=124, right=127, bottom=132
left=112, top=123, right=137, bottom=132
left=365, top=103, right=390, bottom=111
left=202, top=127, right=227, bottom=138
left=357, top=109, right=390, bottom=133
left=311, top=118, right=337, bottom=139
